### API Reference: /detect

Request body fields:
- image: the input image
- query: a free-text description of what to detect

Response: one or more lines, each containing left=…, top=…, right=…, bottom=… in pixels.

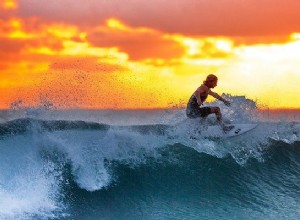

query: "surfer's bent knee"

left=210, top=107, right=220, bottom=114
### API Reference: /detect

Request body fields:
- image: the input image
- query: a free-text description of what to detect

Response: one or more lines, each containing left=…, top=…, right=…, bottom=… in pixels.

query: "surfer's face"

left=208, top=80, right=218, bottom=88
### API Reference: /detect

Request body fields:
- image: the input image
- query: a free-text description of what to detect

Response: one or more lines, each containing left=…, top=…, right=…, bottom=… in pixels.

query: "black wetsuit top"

left=186, top=91, right=212, bottom=118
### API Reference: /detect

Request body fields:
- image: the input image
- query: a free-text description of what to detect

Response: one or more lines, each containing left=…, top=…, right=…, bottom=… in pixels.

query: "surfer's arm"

left=209, top=90, right=230, bottom=106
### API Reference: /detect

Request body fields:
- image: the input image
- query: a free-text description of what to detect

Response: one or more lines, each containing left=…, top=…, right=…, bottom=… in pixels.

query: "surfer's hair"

left=204, top=74, right=218, bottom=84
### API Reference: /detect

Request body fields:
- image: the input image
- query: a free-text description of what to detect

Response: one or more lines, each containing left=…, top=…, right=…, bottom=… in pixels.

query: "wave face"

left=1, top=99, right=300, bottom=219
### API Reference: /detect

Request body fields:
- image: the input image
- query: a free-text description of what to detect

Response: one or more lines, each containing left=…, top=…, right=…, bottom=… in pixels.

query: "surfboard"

left=201, top=123, right=258, bottom=138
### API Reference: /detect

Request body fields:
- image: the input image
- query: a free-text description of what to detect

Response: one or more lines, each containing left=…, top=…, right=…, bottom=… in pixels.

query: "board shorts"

left=186, top=95, right=212, bottom=118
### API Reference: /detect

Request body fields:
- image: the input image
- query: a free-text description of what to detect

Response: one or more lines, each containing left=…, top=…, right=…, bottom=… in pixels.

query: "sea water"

left=0, top=97, right=300, bottom=220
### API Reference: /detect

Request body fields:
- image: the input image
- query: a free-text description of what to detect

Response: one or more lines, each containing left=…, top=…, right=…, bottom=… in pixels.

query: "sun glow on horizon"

left=0, top=12, right=300, bottom=109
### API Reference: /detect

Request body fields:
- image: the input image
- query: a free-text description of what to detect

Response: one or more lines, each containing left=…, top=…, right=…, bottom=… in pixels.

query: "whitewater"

left=0, top=96, right=300, bottom=220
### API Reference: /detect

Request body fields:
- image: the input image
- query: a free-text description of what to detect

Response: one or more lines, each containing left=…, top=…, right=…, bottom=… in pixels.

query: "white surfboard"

left=201, top=123, right=258, bottom=138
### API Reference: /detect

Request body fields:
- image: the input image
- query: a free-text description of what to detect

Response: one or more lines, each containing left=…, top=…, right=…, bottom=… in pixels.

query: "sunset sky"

left=1, top=0, right=300, bottom=109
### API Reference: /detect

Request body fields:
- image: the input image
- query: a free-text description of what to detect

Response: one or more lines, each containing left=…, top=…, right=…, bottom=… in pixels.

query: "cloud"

left=1, top=0, right=300, bottom=109
left=0, top=17, right=64, bottom=50
left=0, top=38, right=24, bottom=59
left=87, top=19, right=185, bottom=60
left=15, top=0, right=300, bottom=38
left=0, top=0, right=18, bottom=10
left=0, top=18, right=65, bottom=69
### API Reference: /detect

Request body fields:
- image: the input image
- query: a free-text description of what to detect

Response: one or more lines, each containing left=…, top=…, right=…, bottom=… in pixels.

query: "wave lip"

left=0, top=118, right=110, bottom=137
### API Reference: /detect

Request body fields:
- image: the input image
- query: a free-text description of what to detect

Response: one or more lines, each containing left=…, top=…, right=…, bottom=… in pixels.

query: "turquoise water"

left=0, top=97, right=300, bottom=219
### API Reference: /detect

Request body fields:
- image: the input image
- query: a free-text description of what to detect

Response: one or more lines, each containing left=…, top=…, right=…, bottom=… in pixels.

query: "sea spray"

left=0, top=96, right=299, bottom=219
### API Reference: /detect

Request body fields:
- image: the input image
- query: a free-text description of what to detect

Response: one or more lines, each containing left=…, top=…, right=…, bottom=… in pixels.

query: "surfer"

left=186, top=74, right=234, bottom=132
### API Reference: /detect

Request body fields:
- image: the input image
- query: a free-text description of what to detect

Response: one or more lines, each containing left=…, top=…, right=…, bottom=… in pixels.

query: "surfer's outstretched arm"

left=208, top=90, right=231, bottom=106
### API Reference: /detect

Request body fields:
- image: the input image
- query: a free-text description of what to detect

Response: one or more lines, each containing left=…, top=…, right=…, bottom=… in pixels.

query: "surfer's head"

left=204, top=74, right=218, bottom=88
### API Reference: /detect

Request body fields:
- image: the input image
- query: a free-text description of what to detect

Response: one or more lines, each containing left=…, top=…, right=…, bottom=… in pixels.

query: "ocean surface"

left=0, top=97, right=300, bottom=220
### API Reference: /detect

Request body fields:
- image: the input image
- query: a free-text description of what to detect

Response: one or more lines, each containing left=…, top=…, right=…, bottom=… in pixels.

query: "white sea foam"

left=0, top=95, right=299, bottom=218
left=0, top=135, right=66, bottom=219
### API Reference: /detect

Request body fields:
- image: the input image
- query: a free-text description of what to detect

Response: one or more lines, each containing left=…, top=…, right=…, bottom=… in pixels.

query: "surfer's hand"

left=224, top=100, right=231, bottom=106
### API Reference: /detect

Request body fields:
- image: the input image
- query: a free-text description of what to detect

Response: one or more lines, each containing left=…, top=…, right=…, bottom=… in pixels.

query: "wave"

left=0, top=113, right=300, bottom=219
left=1, top=127, right=299, bottom=219
left=0, top=118, right=110, bottom=137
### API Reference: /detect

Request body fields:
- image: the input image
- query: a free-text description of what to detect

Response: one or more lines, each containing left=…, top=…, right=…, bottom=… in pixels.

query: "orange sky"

left=1, top=0, right=300, bottom=109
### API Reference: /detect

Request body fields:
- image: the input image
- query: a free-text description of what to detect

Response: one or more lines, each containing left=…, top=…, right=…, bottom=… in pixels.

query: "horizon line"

left=1, top=107, right=300, bottom=111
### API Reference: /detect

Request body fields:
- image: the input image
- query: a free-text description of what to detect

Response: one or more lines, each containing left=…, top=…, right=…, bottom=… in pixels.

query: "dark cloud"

left=87, top=27, right=185, bottom=60
left=0, top=38, right=28, bottom=66
left=17, top=0, right=300, bottom=37
left=0, top=38, right=24, bottom=54
left=0, top=16, right=64, bottom=55
left=0, top=35, right=63, bottom=66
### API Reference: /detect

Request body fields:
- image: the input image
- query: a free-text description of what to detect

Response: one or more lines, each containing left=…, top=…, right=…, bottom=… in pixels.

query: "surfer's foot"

left=222, top=125, right=234, bottom=133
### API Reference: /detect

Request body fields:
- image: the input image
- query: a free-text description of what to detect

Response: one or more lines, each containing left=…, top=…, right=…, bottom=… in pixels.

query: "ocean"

left=0, top=97, right=300, bottom=220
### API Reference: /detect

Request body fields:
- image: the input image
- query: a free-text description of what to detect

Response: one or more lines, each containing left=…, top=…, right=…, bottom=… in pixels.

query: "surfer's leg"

left=210, top=107, right=222, bottom=121
left=199, top=107, right=212, bottom=117
left=187, top=104, right=204, bottom=119
left=210, top=107, right=233, bottom=132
